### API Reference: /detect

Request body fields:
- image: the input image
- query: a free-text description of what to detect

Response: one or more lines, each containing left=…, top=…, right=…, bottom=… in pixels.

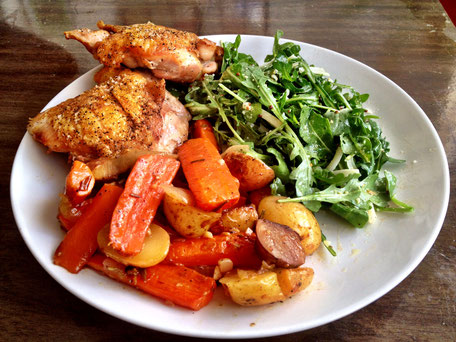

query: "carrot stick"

left=65, top=161, right=95, bottom=205
left=165, top=232, right=261, bottom=268
left=178, top=138, right=240, bottom=211
left=87, top=254, right=216, bottom=311
left=192, top=119, right=219, bottom=151
left=53, top=183, right=123, bottom=273
left=109, top=155, right=180, bottom=256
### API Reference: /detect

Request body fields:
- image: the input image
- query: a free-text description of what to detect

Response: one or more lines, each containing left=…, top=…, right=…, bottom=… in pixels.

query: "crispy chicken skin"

left=28, top=69, right=190, bottom=179
left=65, top=21, right=223, bottom=83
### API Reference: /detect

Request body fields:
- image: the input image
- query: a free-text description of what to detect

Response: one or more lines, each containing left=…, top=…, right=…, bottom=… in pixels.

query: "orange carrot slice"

left=53, top=183, right=123, bottom=273
left=178, top=138, right=240, bottom=211
left=109, top=155, right=180, bottom=256
left=65, top=161, right=95, bottom=205
left=88, top=254, right=216, bottom=311
left=165, top=232, right=261, bottom=268
left=192, top=119, right=219, bottom=151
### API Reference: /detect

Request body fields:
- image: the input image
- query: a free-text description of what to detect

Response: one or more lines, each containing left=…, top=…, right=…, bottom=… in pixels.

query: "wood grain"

left=1, top=0, right=455, bottom=340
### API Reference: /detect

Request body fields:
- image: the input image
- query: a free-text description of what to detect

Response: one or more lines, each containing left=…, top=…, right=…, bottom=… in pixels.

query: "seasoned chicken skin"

left=65, top=21, right=223, bottom=83
left=28, top=69, right=190, bottom=179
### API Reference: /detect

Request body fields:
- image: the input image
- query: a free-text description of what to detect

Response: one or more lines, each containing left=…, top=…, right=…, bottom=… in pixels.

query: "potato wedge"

left=210, top=205, right=258, bottom=234
left=258, top=196, right=321, bottom=255
left=219, top=269, right=284, bottom=306
left=222, top=145, right=275, bottom=192
left=219, top=267, right=314, bottom=306
left=162, top=185, right=221, bottom=238
left=97, top=223, right=170, bottom=268
left=276, top=267, right=314, bottom=297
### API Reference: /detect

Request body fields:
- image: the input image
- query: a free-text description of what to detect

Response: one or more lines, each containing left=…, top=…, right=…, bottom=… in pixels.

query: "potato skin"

left=210, top=205, right=258, bottom=234
left=222, top=147, right=275, bottom=192
left=162, top=186, right=221, bottom=238
left=258, top=196, right=321, bottom=255
left=219, top=267, right=314, bottom=306
left=276, top=267, right=314, bottom=297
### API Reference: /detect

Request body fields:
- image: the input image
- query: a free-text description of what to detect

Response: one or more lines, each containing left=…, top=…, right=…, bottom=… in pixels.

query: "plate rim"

left=10, top=34, right=450, bottom=339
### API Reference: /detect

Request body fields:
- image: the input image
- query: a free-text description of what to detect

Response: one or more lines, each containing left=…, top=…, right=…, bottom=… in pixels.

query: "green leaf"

left=384, top=170, right=414, bottom=212
left=270, top=177, right=287, bottom=196
left=330, top=203, right=369, bottom=228
left=313, top=167, right=359, bottom=186
left=267, top=147, right=290, bottom=183
left=299, top=109, right=334, bottom=159
left=221, top=35, right=257, bottom=72
left=290, top=160, right=313, bottom=197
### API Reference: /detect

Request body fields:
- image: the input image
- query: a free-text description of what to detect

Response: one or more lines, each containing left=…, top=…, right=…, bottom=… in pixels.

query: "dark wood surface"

left=1, top=0, right=455, bottom=340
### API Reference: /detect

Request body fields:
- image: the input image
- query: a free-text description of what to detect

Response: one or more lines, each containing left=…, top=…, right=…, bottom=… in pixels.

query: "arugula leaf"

left=267, top=147, right=290, bottom=183
left=299, top=109, right=334, bottom=159
left=330, top=203, right=369, bottom=228
left=382, top=170, right=414, bottom=212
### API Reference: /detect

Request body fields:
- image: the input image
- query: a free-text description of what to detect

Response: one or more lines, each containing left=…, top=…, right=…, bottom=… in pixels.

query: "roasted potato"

left=222, top=145, right=275, bottom=192
left=97, top=223, right=170, bottom=268
left=219, top=267, right=314, bottom=306
left=258, top=196, right=321, bottom=255
left=275, top=268, right=314, bottom=297
left=210, top=205, right=258, bottom=234
left=162, top=185, right=221, bottom=238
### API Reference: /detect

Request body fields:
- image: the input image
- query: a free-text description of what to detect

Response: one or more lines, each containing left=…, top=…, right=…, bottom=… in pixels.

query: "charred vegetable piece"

left=255, top=219, right=305, bottom=268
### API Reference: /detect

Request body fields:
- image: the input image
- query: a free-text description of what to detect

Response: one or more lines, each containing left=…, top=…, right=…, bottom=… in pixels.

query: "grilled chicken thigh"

left=28, top=69, right=190, bottom=179
left=65, top=21, right=223, bottom=83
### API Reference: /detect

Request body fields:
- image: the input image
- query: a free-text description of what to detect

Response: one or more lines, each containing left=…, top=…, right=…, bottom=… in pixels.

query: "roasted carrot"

left=217, top=194, right=247, bottom=213
left=192, top=119, right=219, bottom=151
left=53, top=183, right=123, bottom=273
left=65, top=161, right=95, bottom=205
left=110, top=155, right=180, bottom=256
left=88, top=253, right=216, bottom=311
left=248, top=186, right=272, bottom=208
left=178, top=138, right=240, bottom=211
left=165, top=232, right=261, bottom=268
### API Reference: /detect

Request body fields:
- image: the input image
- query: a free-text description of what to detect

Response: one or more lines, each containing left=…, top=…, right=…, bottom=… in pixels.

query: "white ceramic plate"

left=11, top=35, right=449, bottom=338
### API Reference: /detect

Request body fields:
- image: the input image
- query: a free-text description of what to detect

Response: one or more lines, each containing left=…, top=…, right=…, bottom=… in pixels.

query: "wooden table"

left=1, top=0, right=455, bottom=340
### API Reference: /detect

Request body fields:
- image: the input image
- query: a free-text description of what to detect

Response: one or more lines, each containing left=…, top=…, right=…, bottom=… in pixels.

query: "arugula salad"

left=177, top=31, right=413, bottom=255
